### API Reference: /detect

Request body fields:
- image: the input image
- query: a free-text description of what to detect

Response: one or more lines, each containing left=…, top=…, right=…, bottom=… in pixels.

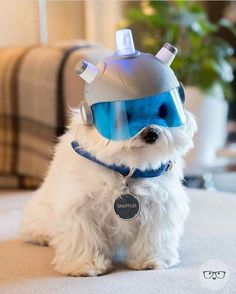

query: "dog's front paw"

left=127, top=256, right=164, bottom=271
left=163, top=255, right=180, bottom=269
left=127, top=255, right=180, bottom=271
left=53, top=254, right=113, bottom=277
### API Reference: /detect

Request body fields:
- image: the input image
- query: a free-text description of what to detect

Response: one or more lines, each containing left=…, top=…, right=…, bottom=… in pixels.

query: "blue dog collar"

left=71, top=140, right=173, bottom=179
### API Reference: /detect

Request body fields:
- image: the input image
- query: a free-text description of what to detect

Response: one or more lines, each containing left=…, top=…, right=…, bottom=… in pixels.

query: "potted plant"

left=120, top=0, right=236, bottom=167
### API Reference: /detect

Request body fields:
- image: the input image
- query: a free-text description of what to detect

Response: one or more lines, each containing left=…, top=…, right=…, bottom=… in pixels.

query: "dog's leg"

left=155, top=189, right=189, bottom=269
left=50, top=208, right=113, bottom=277
left=154, top=229, right=182, bottom=269
left=126, top=221, right=163, bottom=270
left=126, top=224, right=182, bottom=270
left=126, top=195, right=187, bottom=270
left=20, top=190, right=51, bottom=246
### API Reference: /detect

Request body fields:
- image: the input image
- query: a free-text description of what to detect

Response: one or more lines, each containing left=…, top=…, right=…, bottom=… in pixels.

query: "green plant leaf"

left=120, top=0, right=236, bottom=100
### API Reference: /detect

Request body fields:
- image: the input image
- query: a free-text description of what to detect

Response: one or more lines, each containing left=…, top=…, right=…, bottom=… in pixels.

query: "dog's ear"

left=185, top=111, right=197, bottom=138
left=67, top=106, right=84, bottom=125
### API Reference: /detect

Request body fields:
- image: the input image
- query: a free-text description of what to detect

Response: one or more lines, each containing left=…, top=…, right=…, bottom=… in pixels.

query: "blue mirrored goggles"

left=91, top=86, right=186, bottom=141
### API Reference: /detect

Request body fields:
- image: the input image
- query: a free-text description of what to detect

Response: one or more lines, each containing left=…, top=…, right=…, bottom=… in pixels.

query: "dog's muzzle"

left=140, top=127, right=159, bottom=144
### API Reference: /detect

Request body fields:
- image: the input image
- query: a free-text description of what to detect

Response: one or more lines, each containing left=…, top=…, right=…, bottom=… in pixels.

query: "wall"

left=0, top=1, right=86, bottom=47
left=0, top=1, right=39, bottom=46
left=46, top=1, right=85, bottom=43
left=84, top=0, right=123, bottom=50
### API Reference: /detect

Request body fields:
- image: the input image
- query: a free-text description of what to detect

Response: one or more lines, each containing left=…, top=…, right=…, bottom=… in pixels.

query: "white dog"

left=20, top=108, right=196, bottom=276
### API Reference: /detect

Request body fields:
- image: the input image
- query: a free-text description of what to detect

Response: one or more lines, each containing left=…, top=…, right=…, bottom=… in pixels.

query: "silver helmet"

left=75, top=29, right=179, bottom=107
left=75, top=29, right=185, bottom=141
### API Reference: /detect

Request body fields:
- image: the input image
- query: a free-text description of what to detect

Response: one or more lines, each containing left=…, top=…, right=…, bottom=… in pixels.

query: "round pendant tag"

left=114, top=193, right=140, bottom=220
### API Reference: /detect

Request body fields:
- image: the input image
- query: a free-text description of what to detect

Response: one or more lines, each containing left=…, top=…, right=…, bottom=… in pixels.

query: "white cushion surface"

left=0, top=189, right=235, bottom=294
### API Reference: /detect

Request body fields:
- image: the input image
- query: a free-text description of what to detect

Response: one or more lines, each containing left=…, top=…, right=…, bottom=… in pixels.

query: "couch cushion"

left=0, top=43, right=111, bottom=189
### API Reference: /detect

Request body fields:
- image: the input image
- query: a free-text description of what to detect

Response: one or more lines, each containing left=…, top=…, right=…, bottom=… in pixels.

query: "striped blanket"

left=0, top=42, right=110, bottom=189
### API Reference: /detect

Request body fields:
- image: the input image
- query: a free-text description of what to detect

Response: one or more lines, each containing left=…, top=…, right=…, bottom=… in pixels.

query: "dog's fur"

left=20, top=109, right=196, bottom=276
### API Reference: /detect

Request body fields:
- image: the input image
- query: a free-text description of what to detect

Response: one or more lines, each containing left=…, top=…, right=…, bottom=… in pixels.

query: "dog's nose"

left=141, top=127, right=159, bottom=144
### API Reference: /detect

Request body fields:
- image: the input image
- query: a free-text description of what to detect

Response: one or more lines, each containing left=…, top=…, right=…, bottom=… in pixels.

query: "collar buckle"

left=166, top=161, right=174, bottom=172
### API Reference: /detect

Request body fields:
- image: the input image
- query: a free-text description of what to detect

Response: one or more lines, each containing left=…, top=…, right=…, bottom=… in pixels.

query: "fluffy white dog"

left=20, top=109, right=196, bottom=277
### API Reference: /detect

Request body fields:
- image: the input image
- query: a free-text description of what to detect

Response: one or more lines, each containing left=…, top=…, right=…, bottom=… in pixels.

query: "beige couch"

left=0, top=42, right=111, bottom=189
left=0, top=188, right=235, bottom=293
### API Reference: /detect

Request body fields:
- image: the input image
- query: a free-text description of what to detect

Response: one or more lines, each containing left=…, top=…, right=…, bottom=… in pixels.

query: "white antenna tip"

left=75, top=60, right=98, bottom=84
left=155, top=43, right=178, bottom=66
left=115, top=29, right=136, bottom=56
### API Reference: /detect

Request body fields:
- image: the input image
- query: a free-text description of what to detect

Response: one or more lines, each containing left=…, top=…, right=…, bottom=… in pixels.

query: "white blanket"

left=0, top=189, right=235, bottom=294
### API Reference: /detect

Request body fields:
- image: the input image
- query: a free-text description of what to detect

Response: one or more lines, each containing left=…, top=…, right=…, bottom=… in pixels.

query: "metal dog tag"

left=114, top=187, right=140, bottom=220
